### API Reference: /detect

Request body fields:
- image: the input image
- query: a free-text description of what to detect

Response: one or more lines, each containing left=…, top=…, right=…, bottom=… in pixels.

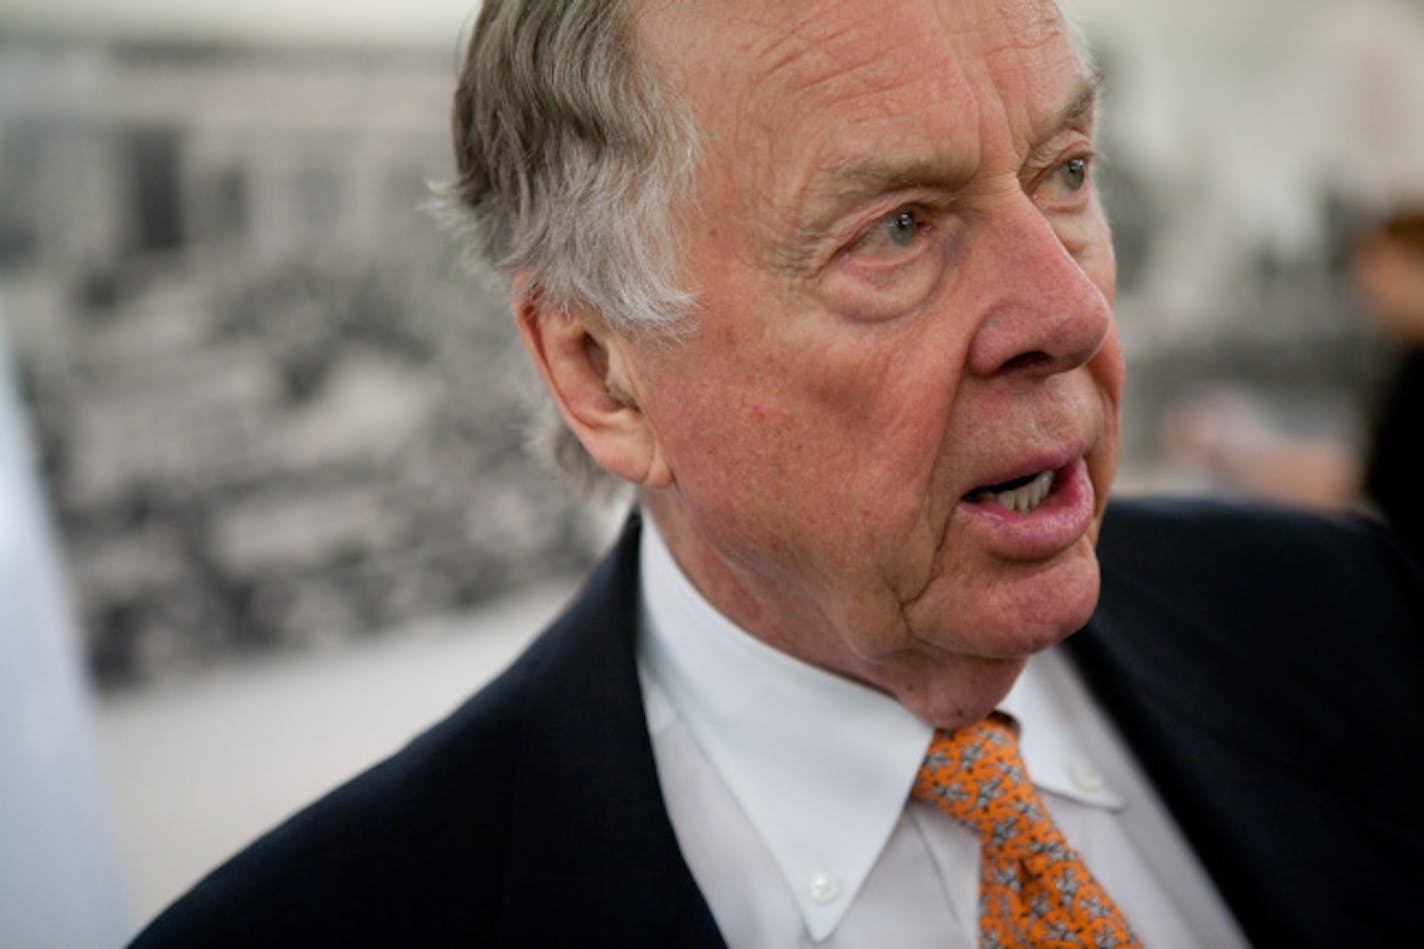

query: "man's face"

left=627, top=0, right=1123, bottom=728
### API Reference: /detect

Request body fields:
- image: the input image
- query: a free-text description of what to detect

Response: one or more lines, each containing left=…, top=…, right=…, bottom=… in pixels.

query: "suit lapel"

left=1071, top=500, right=1424, bottom=947
left=1067, top=608, right=1305, bottom=947
left=495, top=515, right=725, bottom=947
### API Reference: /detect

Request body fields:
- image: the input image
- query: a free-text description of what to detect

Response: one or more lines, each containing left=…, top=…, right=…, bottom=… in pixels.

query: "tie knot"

left=912, top=717, right=1054, bottom=855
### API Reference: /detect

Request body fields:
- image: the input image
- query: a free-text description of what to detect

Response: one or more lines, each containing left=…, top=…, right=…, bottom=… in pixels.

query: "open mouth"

left=966, top=470, right=1055, bottom=514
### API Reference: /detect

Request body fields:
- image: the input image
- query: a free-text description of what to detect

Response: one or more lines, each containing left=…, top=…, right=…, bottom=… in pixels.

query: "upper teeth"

left=990, top=470, right=1054, bottom=513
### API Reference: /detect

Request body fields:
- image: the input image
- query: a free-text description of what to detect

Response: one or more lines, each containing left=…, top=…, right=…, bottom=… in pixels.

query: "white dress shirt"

left=636, top=515, right=1250, bottom=948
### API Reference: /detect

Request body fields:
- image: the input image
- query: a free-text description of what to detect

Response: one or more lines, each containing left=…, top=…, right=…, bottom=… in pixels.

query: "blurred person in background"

left=131, top=1, right=1424, bottom=947
left=1355, top=208, right=1424, bottom=563
left=1157, top=207, right=1424, bottom=560
left=1156, top=384, right=1363, bottom=512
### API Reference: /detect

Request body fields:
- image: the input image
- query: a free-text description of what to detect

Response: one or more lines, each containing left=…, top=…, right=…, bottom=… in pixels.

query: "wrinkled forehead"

left=633, top=0, right=1087, bottom=228
left=634, top=0, right=1077, bottom=110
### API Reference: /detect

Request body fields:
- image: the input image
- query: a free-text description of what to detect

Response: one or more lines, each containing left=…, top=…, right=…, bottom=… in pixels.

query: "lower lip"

left=953, top=458, right=1097, bottom=560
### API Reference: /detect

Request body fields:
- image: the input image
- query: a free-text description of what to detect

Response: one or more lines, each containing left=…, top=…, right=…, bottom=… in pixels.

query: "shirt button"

left=1069, top=762, right=1105, bottom=793
left=807, top=871, right=842, bottom=905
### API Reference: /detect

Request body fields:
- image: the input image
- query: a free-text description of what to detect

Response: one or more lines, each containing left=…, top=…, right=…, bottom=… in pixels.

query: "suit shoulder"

left=1100, top=495, right=1422, bottom=592
left=1082, top=496, right=1423, bottom=777
left=1094, top=495, right=1424, bottom=659
left=130, top=523, right=648, bottom=947
left=128, top=628, right=558, bottom=947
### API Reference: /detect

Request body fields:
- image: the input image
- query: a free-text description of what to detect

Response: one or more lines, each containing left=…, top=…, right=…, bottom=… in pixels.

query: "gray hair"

left=439, top=0, right=700, bottom=494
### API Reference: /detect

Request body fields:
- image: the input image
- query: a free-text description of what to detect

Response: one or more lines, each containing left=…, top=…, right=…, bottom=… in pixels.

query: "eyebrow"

left=780, top=73, right=1102, bottom=269
left=1054, top=73, right=1102, bottom=141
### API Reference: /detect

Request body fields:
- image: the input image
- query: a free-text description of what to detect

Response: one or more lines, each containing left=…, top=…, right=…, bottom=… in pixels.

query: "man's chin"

left=890, top=556, right=1100, bottom=729
left=1003, top=533, right=1101, bottom=632
left=892, top=655, right=1029, bottom=732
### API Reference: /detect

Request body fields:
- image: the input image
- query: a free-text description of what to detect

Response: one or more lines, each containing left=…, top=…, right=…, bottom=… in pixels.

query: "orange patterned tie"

left=912, top=716, right=1141, bottom=949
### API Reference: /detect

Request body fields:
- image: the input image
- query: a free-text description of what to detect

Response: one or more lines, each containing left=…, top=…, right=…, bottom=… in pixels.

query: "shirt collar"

left=1001, top=652, right=1127, bottom=811
left=635, top=515, right=1121, bottom=940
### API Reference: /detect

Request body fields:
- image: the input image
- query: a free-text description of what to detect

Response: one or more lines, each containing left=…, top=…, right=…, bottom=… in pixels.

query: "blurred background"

left=1, top=0, right=1422, bottom=943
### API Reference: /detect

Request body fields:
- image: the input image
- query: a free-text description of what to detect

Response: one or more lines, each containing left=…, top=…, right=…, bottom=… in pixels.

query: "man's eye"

left=850, top=207, right=928, bottom=259
left=883, top=209, right=921, bottom=247
left=1056, top=156, right=1090, bottom=192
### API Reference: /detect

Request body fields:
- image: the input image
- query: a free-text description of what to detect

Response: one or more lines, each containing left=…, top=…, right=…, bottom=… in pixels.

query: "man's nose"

left=963, top=197, right=1113, bottom=380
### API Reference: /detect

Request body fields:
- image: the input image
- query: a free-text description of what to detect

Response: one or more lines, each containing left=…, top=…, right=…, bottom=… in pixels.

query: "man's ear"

left=512, top=279, right=671, bottom=488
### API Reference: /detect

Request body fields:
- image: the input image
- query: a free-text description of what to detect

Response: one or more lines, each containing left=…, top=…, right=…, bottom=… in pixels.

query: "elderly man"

left=133, top=0, right=1423, bottom=946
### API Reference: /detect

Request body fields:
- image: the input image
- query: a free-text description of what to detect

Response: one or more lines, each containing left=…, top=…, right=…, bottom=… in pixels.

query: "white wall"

left=0, top=304, right=131, bottom=948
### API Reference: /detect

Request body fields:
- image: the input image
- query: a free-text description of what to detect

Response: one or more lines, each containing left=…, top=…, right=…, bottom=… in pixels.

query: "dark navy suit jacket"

left=131, top=499, right=1424, bottom=947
